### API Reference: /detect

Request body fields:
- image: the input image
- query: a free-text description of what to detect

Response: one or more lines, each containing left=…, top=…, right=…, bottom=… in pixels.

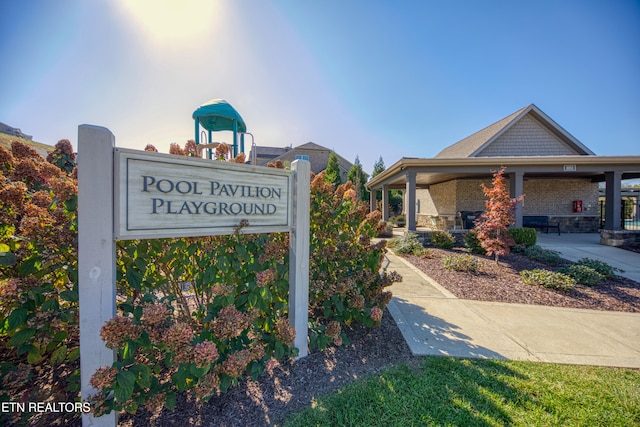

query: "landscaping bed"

left=403, top=248, right=640, bottom=313
left=119, top=247, right=640, bottom=426
left=2, top=308, right=415, bottom=427
left=12, top=245, right=640, bottom=426
left=118, top=309, right=415, bottom=427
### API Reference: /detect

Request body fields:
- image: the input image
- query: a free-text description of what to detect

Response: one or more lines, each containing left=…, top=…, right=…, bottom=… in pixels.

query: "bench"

left=523, top=215, right=560, bottom=235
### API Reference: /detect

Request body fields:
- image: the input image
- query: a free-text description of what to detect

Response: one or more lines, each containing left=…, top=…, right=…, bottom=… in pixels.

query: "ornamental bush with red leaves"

left=473, top=167, right=524, bottom=263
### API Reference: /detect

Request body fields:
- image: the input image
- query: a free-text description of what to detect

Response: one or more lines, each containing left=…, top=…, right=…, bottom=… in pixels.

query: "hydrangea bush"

left=0, top=140, right=80, bottom=426
left=0, top=140, right=400, bottom=421
left=307, top=171, right=399, bottom=349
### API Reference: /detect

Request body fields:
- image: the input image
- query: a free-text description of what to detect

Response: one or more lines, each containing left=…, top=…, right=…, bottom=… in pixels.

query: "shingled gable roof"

left=435, top=104, right=595, bottom=158
left=268, top=141, right=356, bottom=177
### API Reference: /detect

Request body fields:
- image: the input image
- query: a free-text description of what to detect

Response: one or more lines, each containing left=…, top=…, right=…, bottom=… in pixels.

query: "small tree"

left=389, top=190, right=403, bottom=215
left=324, top=151, right=342, bottom=187
left=371, top=156, right=385, bottom=209
left=371, top=156, right=385, bottom=178
left=347, top=155, right=369, bottom=201
left=474, top=167, right=523, bottom=263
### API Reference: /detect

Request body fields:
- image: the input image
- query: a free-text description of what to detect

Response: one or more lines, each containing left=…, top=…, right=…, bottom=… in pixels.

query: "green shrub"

left=520, top=269, right=576, bottom=291
left=431, top=231, right=455, bottom=249
left=388, top=215, right=405, bottom=227
left=0, top=142, right=402, bottom=422
left=0, top=141, right=80, bottom=426
left=308, top=174, right=399, bottom=344
left=419, top=248, right=435, bottom=259
left=509, top=227, right=537, bottom=248
left=523, top=245, right=562, bottom=265
left=443, top=254, right=480, bottom=273
left=463, top=230, right=486, bottom=255
left=558, top=264, right=605, bottom=286
left=574, top=258, right=620, bottom=278
left=388, top=232, right=426, bottom=256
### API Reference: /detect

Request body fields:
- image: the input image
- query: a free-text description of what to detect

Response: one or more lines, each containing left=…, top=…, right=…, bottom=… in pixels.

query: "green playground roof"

left=192, top=99, right=247, bottom=133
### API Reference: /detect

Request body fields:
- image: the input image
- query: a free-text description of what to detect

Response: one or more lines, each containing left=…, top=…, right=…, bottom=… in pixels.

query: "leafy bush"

left=0, top=140, right=80, bottom=426
left=0, top=141, right=401, bottom=421
left=473, top=168, right=523, bottom=262
left=523, top=245, right=562, bottom=266
left=101, top=230, right=298, bottom=415
left=388, top=215, right=405, bottom=227
left=520, top=269, right=576, bottom=291
left=431, top=231, right=455, bottom=249
left=509, top=227, right=537, bottom=248
left=443, top=254, right=480, bottom=273
left=558, top=264, right=605, bottom=287
left=308, top=172, right=399, bottom=350
left=574, top=258, right=620, bottom=278
left=463, top=230, right=486, bottom=255
left=388, top=232, right=426, bottom=256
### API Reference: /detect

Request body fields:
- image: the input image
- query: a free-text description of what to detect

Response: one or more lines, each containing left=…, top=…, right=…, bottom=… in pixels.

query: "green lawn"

left=284, top=357, right=640, bottom=427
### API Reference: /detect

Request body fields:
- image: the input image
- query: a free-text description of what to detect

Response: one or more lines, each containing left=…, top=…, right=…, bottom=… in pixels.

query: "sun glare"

left=117, top=0, right=219, bottom=45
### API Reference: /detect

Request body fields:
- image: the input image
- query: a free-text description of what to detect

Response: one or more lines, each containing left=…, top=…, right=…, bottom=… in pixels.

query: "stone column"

left=509, top=171, right=524, bottom=227
left=382, top=184, right=390, bottom=221
left=369, top=185, right=377, bottom=212
left=604, top=171, right=622, bottom=230
left=405, top=171, right=417, bottom=231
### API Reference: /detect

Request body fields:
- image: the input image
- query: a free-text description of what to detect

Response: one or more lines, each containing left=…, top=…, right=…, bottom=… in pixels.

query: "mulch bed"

left=119, top=310, right=416, bottom=427
left=9, top=247, right=640, bottom=426
left=119, top=247, right=640, bottom=426
left=404, top=247, right=640, bottom=313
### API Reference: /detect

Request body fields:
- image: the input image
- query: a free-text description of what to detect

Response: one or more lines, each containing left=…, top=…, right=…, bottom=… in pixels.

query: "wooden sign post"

left=78, top=125, right=309, bottom=426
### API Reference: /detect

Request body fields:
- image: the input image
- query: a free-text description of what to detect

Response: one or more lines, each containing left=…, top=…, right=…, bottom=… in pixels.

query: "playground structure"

left=192, top=98, right=254, bottom=160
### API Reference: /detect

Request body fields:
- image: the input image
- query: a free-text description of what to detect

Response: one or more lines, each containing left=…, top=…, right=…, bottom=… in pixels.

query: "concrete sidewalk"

left=385, top=250, right=640, bottom=368
left=536, top=232, right=640, bottom=283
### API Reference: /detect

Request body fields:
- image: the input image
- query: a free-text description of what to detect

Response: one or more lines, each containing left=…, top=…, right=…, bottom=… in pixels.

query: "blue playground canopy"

left=192, top=99, right=246, bottom=157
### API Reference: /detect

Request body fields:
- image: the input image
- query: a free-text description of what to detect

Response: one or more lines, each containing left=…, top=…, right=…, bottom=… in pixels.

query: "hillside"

left=0, top=133, right=54, bottom=158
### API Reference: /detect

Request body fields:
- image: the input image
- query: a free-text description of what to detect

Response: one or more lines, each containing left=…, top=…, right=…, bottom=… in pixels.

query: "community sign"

left=114, top=148, right=293, bottom=239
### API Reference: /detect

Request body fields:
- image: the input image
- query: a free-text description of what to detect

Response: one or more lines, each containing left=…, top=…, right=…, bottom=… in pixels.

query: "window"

left=295, top=154, right=309, bottom=161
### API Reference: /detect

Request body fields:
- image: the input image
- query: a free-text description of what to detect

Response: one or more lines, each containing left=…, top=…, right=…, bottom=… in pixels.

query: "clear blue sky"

left=1, top=0, right=639, bottom=174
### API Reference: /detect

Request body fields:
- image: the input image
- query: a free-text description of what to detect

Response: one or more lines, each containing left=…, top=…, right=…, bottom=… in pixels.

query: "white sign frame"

left=114, top=148, right=294, bottom=239
left=78, top=125, right=309, bottom=427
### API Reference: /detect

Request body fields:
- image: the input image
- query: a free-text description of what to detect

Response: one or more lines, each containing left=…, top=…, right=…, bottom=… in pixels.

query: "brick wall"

left=415, top=177, right=600, bottom=232
left=523, top=179, right=598, bottom=216
left=416, top=181, right=456, bottom=215
left=454, top=179, right=492, bottom=212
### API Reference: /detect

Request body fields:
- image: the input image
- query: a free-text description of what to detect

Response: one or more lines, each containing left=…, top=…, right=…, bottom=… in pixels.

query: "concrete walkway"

left=536, top=232, right=640, bottom=283
left=385, top=236, right=640, bottom=368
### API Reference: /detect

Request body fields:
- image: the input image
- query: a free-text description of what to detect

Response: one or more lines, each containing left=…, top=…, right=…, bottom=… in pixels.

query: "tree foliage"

left=371, top=156, right=385, bottom=178
left=473, top=167, right=523, bottom=263
left=347, top=156, right=369, bottom=202
left=324, top=151, right=342, bottom=187
left=369, top=156, right=402, bottom=213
